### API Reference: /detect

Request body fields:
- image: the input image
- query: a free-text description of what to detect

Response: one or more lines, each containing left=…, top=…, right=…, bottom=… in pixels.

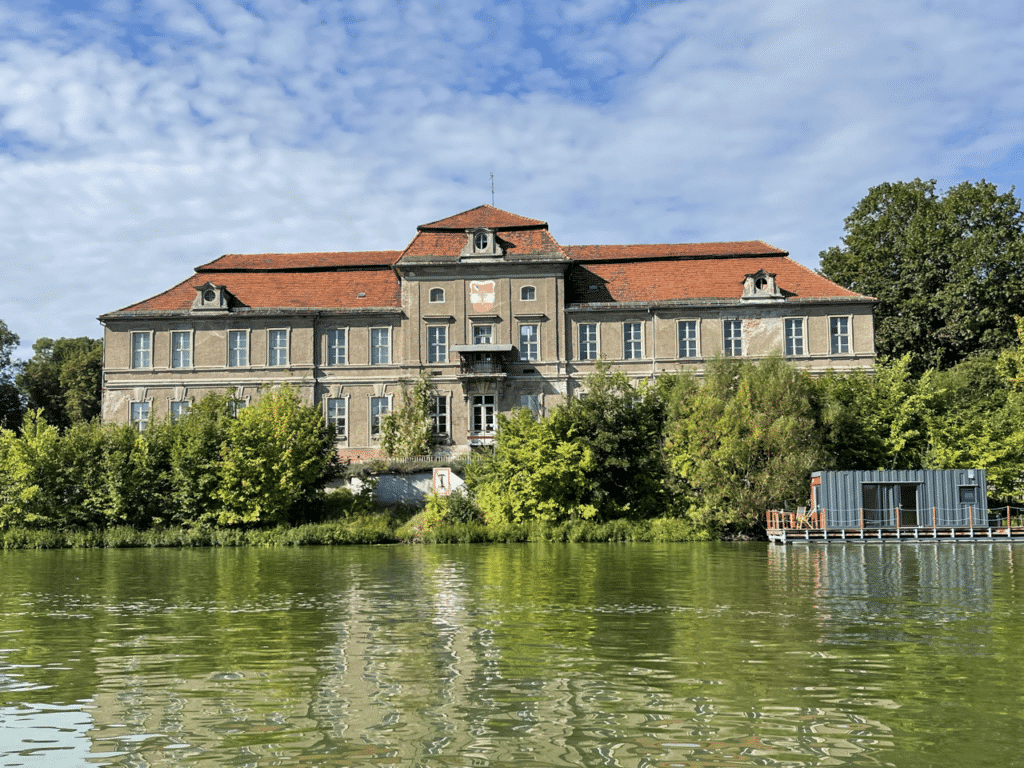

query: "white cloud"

left=0, top=0, right=1022, bottom=360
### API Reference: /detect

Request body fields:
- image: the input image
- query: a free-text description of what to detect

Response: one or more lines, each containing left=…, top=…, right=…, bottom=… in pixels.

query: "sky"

left=1, top=0, right=1022, bottom=360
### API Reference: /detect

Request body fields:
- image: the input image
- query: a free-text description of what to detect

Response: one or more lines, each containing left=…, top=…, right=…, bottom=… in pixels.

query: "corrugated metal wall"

left=812, top=469, right=987, bottom=528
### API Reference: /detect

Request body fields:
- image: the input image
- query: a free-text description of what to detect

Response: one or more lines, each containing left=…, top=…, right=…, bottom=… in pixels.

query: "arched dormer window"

left=461, top=228, right=502, bottom=258
left=429, top=287, right=445, bottom=303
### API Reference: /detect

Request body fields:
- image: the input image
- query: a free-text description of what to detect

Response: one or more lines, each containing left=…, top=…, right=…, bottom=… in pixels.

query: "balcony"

left=450, top=344, right=513, bottom=381
left=460, top=358, right=504, bottom=375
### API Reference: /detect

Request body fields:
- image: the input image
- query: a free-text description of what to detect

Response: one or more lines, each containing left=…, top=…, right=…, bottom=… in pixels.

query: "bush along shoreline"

left=7, top=343, right=1024, bottom=549
left=0, top=515, right=710, bottom=550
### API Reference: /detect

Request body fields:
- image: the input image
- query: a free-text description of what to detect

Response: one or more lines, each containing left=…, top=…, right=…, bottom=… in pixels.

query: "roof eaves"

left=99, top=306, right=404, bottom=322
left=565, top=295, right=877, bottom=311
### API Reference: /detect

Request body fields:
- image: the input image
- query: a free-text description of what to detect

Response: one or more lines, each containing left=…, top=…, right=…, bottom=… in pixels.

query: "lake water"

left=1, top=542, right=1022, bottom=767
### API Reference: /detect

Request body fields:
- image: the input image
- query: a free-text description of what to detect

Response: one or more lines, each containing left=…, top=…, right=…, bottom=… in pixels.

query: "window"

left=521, top=286, right=536, bottom=301
left=370, top=396, right=389, bottom=436
left=371, top=328, right=391, bottom=365
left=473, top=324, right=493, bottom=345
left=171, top=331, right=191, bottom=368
left=130, top=401, right=150, bottom=432
left=429, top=287, right=445, bottom=303
left=785, top=318, right=805, bottom=356
left=678, top=320, right=698, bottom=358
left=429, top=396, right=448, bottom=436
left=724, top=320, right=742, bottom=356
left=474, top=231, right=488, bottom=251
left=327, top=398, right=347, bottom=437
left=170, top=400, right=190, bottom=423
left=579, top=323, right=598, bottom=360
left=327, top=329, right=347, bottom=366
left=623, top=322, right=642, bottom=359
left=830, top=317, right=850, bottom=354
left=230, top=399, right=246, bottom=417
left=228, top=330, right=248, bottom=367
left=131, top=332, right=151, bottom=369
left=268, top=329, right=289, bottom=367
left=472, top=395, right=496, bottom=433
left=520, top=394, right=541, bottom=417
left=519, top=324, right=539, bottom=361
left=428, top=326, right=447, bottom=364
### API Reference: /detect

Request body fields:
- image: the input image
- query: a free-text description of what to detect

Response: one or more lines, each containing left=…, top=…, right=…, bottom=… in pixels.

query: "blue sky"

left=2, top=0, right=1022, bottom=358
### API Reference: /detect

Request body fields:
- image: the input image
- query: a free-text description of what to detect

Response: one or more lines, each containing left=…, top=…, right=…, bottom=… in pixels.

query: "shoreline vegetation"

left=0, top=515, right=708, bottom=550
left=4, top=343, right=1024, bottom=549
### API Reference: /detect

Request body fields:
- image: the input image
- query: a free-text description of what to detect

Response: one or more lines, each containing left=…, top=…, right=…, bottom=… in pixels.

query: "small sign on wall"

left=433, top=467, right=453, bottom=496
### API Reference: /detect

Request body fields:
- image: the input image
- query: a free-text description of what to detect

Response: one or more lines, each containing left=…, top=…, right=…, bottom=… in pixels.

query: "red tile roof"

left=197, top=251, right=401, bottom=271
left=567, top=256, right=865, bottom=304
left=399, top=228, right=567, bottom=262
left=418, top=205, right=547, bottom=230
left=101, top=208, right=870, bottom=318
left=565, top=241, right=787, bottom=262
left=108, top=268, right=400, bottom=314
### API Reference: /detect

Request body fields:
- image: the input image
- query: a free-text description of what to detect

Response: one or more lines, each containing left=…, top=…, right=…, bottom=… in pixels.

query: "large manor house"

left=100, top=206, right=875, bottom=457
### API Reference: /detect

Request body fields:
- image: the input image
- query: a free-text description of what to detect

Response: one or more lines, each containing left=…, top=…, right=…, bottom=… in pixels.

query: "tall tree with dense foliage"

left=817, top=355, right=934, bottom=471
left=549, top=363, right=669, bottom=519
left=168, top=392, right=238, bottom=527
left=820, top=179, right=1024, bottom=372
left=664, top=355, right=825, bottom=535
left=380, top=372, right=433, bottom=458
left=215, top=386, right=338, bottom=527
left=469, top=408, right=597, bottom=525
left=0, top=411, right=63, bottom=529
left=0, top=320, right=22, bottom=430
left=16, top=337, right=103, bottom=430
left=927, top=325, right=1024, bottom=501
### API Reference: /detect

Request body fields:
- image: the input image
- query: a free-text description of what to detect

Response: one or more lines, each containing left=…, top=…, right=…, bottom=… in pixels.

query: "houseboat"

left=768, top=469, right=1024, bottom=543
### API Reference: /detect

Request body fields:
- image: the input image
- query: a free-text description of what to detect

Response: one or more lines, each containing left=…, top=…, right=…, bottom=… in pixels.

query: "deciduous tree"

left=215, top=386, right=338, bottom=527
left=0, top=320, right=22, bottom=430
left=549, top=363, right=669, bottom=519
left=16, top=337, right=103, bottom=430
left=664, top=355, right=825, bottom=535
left=469, top=408, right=597, bottom=525
left=379, top=372, right=434, bottom=458
left=820, top=179, right=1024, bottom=372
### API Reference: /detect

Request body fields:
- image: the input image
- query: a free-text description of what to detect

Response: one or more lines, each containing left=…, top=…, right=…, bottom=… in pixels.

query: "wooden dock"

left=768, top=524, right=1024, bottom=544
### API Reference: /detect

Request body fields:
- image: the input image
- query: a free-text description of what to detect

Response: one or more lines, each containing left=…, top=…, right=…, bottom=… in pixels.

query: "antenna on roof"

left=490, top=172, right=494, bottom=206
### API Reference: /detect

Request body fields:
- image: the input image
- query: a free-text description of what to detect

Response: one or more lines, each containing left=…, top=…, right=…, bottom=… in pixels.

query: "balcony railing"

left=460, top=359, right=504, bottom=375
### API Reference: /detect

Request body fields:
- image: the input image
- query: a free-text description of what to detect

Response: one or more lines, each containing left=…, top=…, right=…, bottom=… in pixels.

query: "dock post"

left=970, top=506, right=974, bottom=537
left=932, top=507, right=937, bottom=528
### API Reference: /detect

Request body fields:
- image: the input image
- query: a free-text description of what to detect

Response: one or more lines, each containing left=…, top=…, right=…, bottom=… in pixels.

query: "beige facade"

left=100, top=206, right=875, bottom=457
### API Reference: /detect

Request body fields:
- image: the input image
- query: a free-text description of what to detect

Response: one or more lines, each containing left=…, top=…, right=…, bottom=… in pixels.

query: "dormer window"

left=461, top=228, right=501, bottom=258
left=192, top=282, right=229, bottom=313
left=742, top=270, right=783, bottom=300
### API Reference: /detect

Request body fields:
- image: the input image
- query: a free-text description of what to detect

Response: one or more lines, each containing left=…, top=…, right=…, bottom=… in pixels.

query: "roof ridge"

left=417, top=205, right=548, bottom=231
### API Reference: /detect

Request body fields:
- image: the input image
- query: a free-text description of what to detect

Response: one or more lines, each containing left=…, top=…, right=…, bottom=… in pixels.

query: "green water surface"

left=1, top=542, right=1022, bottom=766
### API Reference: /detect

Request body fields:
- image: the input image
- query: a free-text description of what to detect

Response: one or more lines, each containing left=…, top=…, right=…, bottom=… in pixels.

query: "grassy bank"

left=0, top=515, right=711, bottom=549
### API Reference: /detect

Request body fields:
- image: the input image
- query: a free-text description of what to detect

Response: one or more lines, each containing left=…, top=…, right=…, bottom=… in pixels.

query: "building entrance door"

left=861, top=483, right=919, bottom=527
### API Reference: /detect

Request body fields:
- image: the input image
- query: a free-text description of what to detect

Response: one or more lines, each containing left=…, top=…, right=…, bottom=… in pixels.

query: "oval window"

left=474, top=232, right=489, bottom=251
